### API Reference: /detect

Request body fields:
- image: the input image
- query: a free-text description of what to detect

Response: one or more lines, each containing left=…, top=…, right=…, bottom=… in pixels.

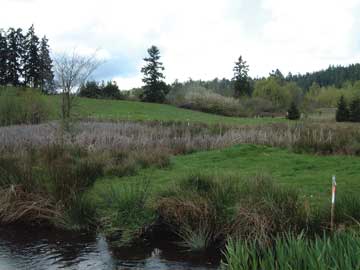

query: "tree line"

left=0, top=25, right=54, bottom=92
left=336, top=95, right=360, bottom=122
left=285, top=64, right=360, bottom=90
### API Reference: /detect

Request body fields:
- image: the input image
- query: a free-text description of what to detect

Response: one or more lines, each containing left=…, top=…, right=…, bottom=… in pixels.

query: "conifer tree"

left=23, top=25, right=41, bottom=87
left=287, top=101, right=300, bottom=120
left=6, top=28, right=24, bottom=86
left=39, top=36, right=54, bottom=92
left=349, top=98, right=360, bottom=122
left=232, top=55, right=251, bottom=97
left=336, top=95, right=349, bottom=122
left=140, top=45, right=168, bottom=103
left=0, top=30, right=8, bottom=85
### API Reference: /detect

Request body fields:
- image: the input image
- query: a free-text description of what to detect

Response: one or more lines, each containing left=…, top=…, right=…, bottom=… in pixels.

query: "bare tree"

left=53, top=50, right=102, bottom=120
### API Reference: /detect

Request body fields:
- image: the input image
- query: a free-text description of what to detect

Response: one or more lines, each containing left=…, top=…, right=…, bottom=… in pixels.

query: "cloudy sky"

left=3, top=0, right=360, bottom=89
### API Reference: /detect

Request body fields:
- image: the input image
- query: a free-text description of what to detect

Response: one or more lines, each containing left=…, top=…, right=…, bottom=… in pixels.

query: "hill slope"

left=48, top=96, right=286, bottom=125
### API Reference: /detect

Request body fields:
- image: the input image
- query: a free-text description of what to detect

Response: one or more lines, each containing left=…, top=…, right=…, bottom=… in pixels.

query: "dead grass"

left=0, top=185, right=62, bottom=224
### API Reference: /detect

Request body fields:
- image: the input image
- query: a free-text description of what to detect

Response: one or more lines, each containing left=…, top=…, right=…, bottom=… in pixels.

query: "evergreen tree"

left=23, top=25, right=41, bottom=87
left=0, top=30, right=8, bottom=85
left=140, top=45, right=167, bottom=103
left=232, top=55, right=251, bottom=97
left=6, top=28, right=24, bottom=86
left=287, top=101, right=300, bottom=120
left=349, top=98, right=360, bottom=122
left=335, top=95, right=349, bottom=122
left=39, top=36, right=54, bottom=92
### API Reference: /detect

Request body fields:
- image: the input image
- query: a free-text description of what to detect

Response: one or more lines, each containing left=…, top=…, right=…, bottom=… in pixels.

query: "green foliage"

left=95, top=180, right=155, bottom=246
left=140, top=45, right=168, bottom=103
left=0, top=87, right=50, bottom=126
left=232, top=56, right=251, bottom=97
left=287, top=63, right=360, bottom=90
left=222, top=232, right=360, bottom=270
left=79, top=80, right=125, bottom=100
left=336, top=95, right=349, bottom=122
left=0, top=26, right=54, bottom=89
left=157, top=173, right=306, bottom=250
left=287, top=101, right=300, bottom=120
left=253, top=77, right=291, bottom=109
left=349, top=98, right=360, bottom=122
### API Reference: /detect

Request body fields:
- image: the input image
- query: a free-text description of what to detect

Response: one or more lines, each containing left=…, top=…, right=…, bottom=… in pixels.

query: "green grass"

left=46, top=96, right=286, bottom=125
left=222, top=232, right=360, bottom=270
left=91, top=144, right=360, bottom=205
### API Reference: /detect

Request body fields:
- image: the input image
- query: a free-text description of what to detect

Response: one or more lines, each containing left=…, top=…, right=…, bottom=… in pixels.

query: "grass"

left=87, top=144, right=360, bottom=246
left=222, top=232, right=360, bottom=270
left=45, top=95, right=286, bottom=125
left=91, top=144, right=360, bottom=206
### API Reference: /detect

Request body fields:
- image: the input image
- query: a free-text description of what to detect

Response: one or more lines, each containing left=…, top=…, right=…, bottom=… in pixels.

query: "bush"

left=168, top=86, right=247, bottom=117
left=349, top=98, right=360, bottom=122
left=336, top=95, right=350, bottom=122
left=287, top=101, right=300, bottom=120
left=79, top=80, right=125, bottom=100
left=0, top=87, right=49, bottom=126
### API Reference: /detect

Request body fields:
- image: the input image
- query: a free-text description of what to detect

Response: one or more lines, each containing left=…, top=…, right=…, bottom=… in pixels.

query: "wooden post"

left=331, top=175, right=336, bottom=232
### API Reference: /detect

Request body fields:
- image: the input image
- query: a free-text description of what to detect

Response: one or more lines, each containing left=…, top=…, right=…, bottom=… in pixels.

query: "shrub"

left=287, top=101, right=300, bottom=120
left=336, top=95, right=349, bottom=122
left=349, top=97, right=360, bottom=122
left=182, top=91, right=246, bottom=117
left=0, top=87, right=49, bottom=126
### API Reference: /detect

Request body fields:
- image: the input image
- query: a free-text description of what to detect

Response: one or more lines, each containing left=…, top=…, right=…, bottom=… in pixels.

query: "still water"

left=0, top=226, right=219, bottom=270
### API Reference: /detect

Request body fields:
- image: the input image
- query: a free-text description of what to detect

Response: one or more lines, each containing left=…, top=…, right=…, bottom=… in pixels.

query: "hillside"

left=46, top=96, right=286, bottom=125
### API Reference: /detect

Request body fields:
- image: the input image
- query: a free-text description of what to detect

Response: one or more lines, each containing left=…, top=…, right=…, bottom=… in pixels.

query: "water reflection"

left=0, top=226, right=218, bottom=270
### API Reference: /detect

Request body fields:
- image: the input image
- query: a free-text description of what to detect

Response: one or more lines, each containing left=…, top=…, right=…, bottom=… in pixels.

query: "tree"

left=54, top=51, right=101, bottom=120
left=102, top=80, right=123, bottom=99
left=287, top=101, right=300, bottom=120
left=232, top=55, right=251, bottom=97
left=23, top=25, right=41, bottom=87
left=269, top=69, right=285, bottom=83
left=0, top=30, right=7, bottom=85
left=79, top=80, right=101, bottom=98
left=335, top=95, right=349, bottom=122
left=39, top=36, right=54, bottom=93
left=140, top=45, right=168, bottom=103
left=253, top=77, right=291, bottom=109
left=6, top=28, right=24, bottom=86
left=349, top=97, right=360, bottom=122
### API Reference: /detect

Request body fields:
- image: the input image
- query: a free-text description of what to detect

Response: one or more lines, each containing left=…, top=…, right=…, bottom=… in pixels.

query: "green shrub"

left=287, top=101, right=300, bottom=120
left=0, top=87, right=49, bottom=126
left=349, top=98, right=360, bottom=122
left=336, top=95, right=349, bottom=122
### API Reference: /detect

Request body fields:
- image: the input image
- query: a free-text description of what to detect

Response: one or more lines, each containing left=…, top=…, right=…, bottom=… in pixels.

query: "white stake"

left=331, top=175, right=336, bottom=231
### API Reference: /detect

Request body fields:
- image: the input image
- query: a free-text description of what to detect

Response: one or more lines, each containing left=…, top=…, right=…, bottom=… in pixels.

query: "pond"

left=0, top=226, right=220, bottom=270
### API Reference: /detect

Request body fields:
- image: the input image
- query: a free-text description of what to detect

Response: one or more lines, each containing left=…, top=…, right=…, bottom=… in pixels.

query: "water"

left=0, top=226, right=219, bottom=270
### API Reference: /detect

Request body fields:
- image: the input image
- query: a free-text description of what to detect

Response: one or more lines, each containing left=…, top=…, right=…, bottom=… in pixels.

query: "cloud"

left=2, top=0, right=360, bottom=88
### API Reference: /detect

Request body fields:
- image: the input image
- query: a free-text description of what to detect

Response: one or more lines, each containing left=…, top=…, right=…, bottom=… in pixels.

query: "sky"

left=2, top=0, right=360, bottom=89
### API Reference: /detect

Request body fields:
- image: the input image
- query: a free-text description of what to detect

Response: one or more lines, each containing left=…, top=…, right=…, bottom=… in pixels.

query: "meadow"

left=1, top=89, right=360, bottom=270
left=46, top=95, right=287, bottom=125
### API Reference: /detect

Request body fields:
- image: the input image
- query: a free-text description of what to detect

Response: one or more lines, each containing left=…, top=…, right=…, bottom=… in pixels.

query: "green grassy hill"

left=47, top=96, right=286, bottom=125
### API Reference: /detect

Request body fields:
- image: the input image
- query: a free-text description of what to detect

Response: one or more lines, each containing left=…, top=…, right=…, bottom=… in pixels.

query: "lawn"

left=46, top=96, right=287, bottom=125
left=91, top=144, right=360, bottom=204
